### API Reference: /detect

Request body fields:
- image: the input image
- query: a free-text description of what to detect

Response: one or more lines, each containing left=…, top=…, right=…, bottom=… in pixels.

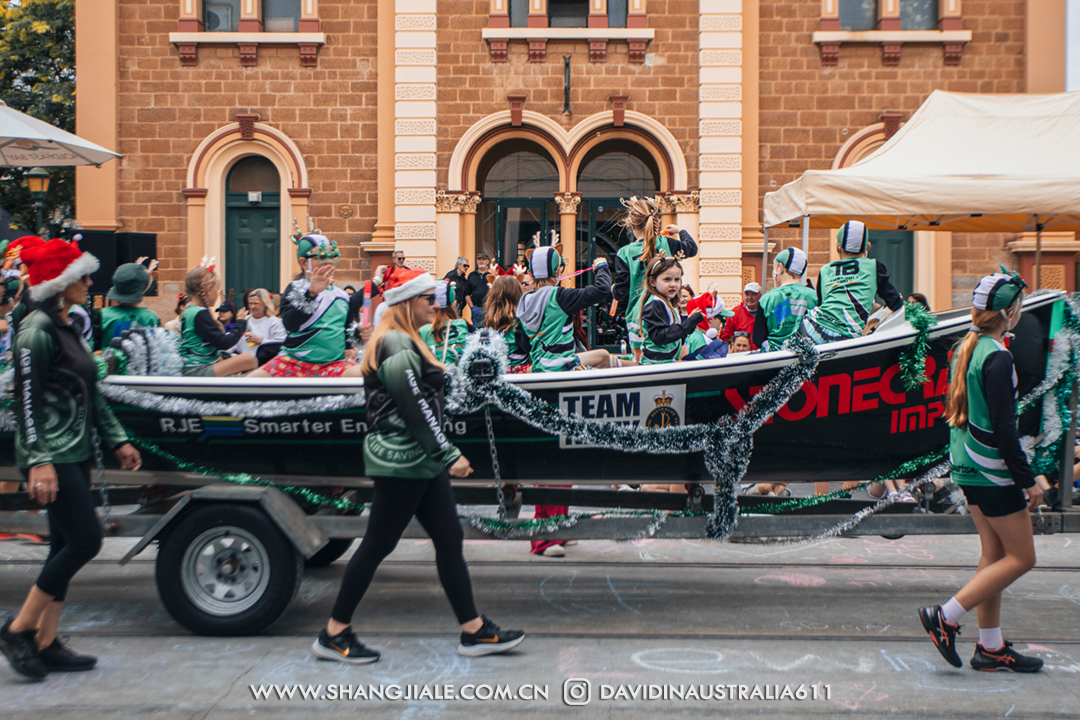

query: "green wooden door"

left=225, top=194, right=280, bottom=296
left=867, top=230, right=914, bottom=299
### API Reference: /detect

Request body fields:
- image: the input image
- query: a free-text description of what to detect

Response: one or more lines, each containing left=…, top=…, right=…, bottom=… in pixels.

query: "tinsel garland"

left=898, top=300, right=938, bottom=390
left=98, top=383, right=366, bottom=418
left=744, top=445, right=949, bottom=515
left=130, top=434, right=369, bottom=514
left=285, top=281, right=321, bottom=315
left=116, top=327, right=183, bottom=377
left=446, top=332, right=820, bottom=540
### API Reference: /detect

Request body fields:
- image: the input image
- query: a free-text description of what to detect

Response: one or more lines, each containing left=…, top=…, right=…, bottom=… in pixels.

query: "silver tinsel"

left=284, top=281, right=320, bottom=314
left=97, top=383, right=366, bottom=418
left=119, top=327, right=184, bottom=376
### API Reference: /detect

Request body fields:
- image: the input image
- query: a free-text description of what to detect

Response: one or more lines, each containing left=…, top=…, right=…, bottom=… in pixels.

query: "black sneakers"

left=39, top=637, right=97, bottom=672
left=0, top=617, right=47, bottom=681
left=458, top=615, right=525, bottom=657
left=918, top=605, right=963, bottom=668
left=311, top=627, right=380, bottom=665
left=971, top=641, right=1044, bottom=673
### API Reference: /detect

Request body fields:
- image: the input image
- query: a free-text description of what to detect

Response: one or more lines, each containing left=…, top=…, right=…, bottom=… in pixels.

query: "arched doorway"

left=475, top=140, right=560, bottom=268
left=575, top=142, right=659, bottom=347
left=225, top=156, right=281, bottom=296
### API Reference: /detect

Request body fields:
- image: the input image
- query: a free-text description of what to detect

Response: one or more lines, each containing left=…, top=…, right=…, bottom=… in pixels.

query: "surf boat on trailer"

left=2, top=292, right=1062, bottom=485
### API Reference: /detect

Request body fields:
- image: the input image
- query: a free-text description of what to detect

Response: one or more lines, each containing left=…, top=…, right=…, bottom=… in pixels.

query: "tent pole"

left=801, top=214, right=809, bottom=259
left=762, top=226, right=769, bottom=291
left=1034, top=216, right=1043, bottom=290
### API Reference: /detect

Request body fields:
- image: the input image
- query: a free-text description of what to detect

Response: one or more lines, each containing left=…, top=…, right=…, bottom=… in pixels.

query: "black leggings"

left=24, top=461, right=103, bottom=602
left=330, top=470, right=478, bottom=625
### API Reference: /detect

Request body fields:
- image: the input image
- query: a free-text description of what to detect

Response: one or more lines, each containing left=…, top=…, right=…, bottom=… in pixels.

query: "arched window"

left=480, top=150, right=560, bottom=198
left=576, top=146, right=659, bottom=198
left=227, top=155, right=280, bottom=192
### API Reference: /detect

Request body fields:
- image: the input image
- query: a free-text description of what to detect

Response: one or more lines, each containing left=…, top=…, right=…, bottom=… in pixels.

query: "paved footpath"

left=1, top=529, right=1078, bottom=719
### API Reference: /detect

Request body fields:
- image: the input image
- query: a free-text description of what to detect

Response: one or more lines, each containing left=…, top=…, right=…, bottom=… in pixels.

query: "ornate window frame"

left=813, top=0, right=971, bottom=67
left=173, top=0, right=324, bottom=67
left=484, top=0, right=651, bottom=63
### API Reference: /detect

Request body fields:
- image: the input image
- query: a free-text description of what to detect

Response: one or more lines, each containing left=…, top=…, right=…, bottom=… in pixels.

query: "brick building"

left=74, top=0, right=1075, bottom=329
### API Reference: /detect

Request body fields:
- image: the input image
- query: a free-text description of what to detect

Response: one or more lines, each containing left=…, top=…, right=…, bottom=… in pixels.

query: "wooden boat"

left=0, top=293, right=1062, bottom=484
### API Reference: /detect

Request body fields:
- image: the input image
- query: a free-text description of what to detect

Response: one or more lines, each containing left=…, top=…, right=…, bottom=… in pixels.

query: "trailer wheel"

left=304, top=538, right=354, bottom=568
left=156, top=504, right=303, bottom=636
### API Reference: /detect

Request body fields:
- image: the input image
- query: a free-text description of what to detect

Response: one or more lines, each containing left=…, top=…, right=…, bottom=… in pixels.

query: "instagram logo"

left=563, top=678, right=592, bottom=706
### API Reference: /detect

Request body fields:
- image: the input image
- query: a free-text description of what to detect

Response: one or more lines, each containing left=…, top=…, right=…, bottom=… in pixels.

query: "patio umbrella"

left=0, top=99, right=121, bottom=167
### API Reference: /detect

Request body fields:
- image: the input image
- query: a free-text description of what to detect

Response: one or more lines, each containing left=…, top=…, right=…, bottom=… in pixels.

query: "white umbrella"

left=0, top=99, right=121, bottom=167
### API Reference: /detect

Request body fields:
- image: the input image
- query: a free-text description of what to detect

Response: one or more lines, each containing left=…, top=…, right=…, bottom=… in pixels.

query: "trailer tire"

left=304, top=538, right=354, bottom=568
left=156, top=503, right=303, bottom=636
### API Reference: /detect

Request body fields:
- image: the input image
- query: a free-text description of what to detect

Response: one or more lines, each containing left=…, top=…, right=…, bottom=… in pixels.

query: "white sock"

left=941, top=597, right=967, bottom=624
left=978, top=627, right=1004, bottom=651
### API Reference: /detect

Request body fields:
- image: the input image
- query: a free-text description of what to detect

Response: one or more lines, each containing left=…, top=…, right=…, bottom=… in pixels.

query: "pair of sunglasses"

left=306, top=247, right=341, bottom=264
left=417, top=293, right=437, bottom=305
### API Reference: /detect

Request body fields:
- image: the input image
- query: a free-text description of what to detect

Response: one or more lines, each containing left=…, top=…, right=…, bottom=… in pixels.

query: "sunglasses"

left=417, top=293, right=437, bottom=305
left=306, top=247, right=341, bottom=264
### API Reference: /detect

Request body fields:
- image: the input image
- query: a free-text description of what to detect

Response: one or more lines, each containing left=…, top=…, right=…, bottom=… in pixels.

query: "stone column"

left=371, top=0, right=397, bottom=248
left=394, top=1, right=439, bottom=275
left=674, top=192, right=701, bottom=292
left=460, top=194, right=482, bottom=267
left=697, top=0, right=744, bottom=310
left=556, top=192, right=581, bottom=287
left=436, top=191, right=464, bottom=277
left=75, top=0, right=119, bottom=231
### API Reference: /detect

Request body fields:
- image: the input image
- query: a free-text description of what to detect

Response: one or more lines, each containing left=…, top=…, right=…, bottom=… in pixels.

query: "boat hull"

left=0, top=295, right=1059, bottom=484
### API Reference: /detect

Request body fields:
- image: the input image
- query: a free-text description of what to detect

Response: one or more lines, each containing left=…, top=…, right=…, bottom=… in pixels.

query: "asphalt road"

left=1, top=525, right=1078, bottom=719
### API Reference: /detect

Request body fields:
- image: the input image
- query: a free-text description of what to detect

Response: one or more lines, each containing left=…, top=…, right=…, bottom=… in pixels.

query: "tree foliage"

left=0, top=0, right=75, bottom=236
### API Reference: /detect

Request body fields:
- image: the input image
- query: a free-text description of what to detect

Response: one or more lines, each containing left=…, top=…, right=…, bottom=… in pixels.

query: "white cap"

left=743, top=282, right=762, bottom=294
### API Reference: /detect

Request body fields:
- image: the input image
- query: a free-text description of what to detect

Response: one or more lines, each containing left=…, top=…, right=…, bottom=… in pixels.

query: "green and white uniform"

left=500, top=318, right=532, bottom=371
left=753, top=282, right=818, bottom=351
left=613, top=230, right=697, bottom=349
left=639, top=296, right=702, bottom=365
left=949, top=335, right=1036, bottom=489
left=419, top=318, right=470, bottom=364
left=517, top=263, right=612, bottom=373
left=803, top=257, right=903, bottom=342
left=280, top=280, right=357, bottom=364
left=684, top=328, right=714, bottom=357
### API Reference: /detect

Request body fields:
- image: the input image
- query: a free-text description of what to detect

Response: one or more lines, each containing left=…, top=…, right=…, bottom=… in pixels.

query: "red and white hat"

left=381, top=265, right=436, bottom=306
left=21, top=237, right=99, bottom=301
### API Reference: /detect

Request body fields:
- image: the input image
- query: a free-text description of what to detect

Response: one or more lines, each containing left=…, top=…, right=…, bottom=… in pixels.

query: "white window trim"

left=169, top=32, right=327, bottom=44
left=481, top=28, right=654, bottom=40
left=812, top=30, right=971, bottom=43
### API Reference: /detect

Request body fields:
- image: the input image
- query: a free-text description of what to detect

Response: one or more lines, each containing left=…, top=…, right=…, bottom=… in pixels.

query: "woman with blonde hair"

left=240, top=288, right=286, bottom=361
left=918, top=272, right=1046, bottom=673
left=613, top=196, right=698, bottom=363
left=314, top=266, right=524, bottom=665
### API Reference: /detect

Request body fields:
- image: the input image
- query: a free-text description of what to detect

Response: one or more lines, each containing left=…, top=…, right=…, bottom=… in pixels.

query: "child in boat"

left=100, top=262, right=160, bottom=346
left=613, top=196, right=698, bottom=363
left=639, top=257, right=704, bottom=365
left=484, top=275, right=532, bottom=373
left=419, top=280, right=469, bottom=364
left=918, top=271, right=1047, bottom=673
left=753, top=247, right=818, bottom=351
left=683, top=293, right=734, bottom=361
left=517, top=242, right=626, bottom=372
left=802, top=221, right=904, bottom=344
left=179, top=266, right=257, bottom=377
left=249, top=232, right=367, bottom=378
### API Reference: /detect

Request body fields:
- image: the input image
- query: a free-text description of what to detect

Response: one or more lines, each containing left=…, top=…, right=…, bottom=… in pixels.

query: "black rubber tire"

left=155, top=503, right=303, bottom=636
left=304, top=538, right=354, bottom=568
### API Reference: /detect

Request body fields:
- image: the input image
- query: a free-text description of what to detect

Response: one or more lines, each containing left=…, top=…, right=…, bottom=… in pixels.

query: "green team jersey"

left=685, top=328, right=710, bottom=356
left=617, top=235, right=672, bottom=340
left=101, top=305, right=160, bottom=345
left=180, top=305, right=219, bottom=366
left=501, top=319, right=530, bottom=369
left=419, top=318, right=469, bottom=364
left=759, top=283, right=817, bottom=350
left=280, top=280, right=351, bottom=365
left=813, top=257, right=882, bottom=338
left=950, top=336, right=1028, bottom=488
left=517, top=286, right=576, bottom=372
left=640, top=296, right=682, bottom=365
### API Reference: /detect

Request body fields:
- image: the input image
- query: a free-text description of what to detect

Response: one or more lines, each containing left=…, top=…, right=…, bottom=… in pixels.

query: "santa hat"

left=687, top=293, right=735, bottom=331
left=22, top=238, right=99, bottom=301
left=6, top=235, right=45, bottom=267
left=382, top=265, right=436, bottom=306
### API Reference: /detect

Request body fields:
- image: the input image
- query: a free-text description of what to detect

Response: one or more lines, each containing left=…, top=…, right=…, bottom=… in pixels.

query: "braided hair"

left=618, top=196, right=663, bottom=267
left=184, top=266, right=223, bottom=330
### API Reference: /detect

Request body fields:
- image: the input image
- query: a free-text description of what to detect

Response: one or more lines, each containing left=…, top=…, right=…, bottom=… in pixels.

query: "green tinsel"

left=129, top=433, right=369, bottom=514
left=898, top=300, right=938, bottom=390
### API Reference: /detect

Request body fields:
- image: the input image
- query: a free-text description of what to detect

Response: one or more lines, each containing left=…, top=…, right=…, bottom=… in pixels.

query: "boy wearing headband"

left=753, top=247, right=817, bottom=351
left=802, top=221, right=904, bottom=344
